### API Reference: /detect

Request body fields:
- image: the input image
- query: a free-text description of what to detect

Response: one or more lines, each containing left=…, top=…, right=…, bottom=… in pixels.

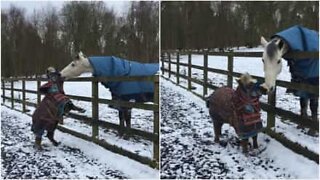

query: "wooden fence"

left=1, top=75, right=159, bottom=168
left=161, top=50, right=319, bottom=163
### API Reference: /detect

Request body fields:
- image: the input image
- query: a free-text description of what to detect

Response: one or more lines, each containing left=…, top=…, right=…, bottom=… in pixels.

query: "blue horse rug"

left=88, top=56, right=159, bottom=97
left=272, top=25, right=319, bottom=79
left=272, top=25, right=319, bottom=98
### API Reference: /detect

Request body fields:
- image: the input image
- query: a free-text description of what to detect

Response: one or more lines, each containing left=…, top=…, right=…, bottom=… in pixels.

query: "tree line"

left=161, top=1, right=319, bottom=50
left=1, top=1, right=159, bottom=77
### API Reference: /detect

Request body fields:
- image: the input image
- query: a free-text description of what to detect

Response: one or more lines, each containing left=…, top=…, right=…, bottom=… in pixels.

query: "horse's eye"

left=71, top=63, right=75, bottom=67
left=277, top=60, right=281, bottom=64
left=262, top=59, right=264, bottom=63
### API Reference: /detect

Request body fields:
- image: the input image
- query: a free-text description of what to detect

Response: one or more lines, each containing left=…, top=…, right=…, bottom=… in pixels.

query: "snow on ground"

left=160, top=78, right=319, bottom=179
left=161, top=49, right=318, bottom=153
left=1, top=106, right=158, bottom=179
left=2, top=77, right=154, bottom=158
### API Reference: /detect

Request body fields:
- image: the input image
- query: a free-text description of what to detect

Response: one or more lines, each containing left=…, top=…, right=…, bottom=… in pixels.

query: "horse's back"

left=208, top=87, right=235, bottom=123
left=88, top=56, right=159, bottom=96
left=129, top=61, right=159, bottom=76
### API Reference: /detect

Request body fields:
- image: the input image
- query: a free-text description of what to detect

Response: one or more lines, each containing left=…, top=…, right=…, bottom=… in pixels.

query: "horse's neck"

left=82, top=58, right=94, bottom=73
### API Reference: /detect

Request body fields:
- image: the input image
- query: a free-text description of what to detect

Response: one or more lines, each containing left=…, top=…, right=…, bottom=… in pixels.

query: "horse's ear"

left=260, top=36, right=268, bottom=47
left=277, top=40, right=284, bottom=50
left=75, top=54, right=80, bottom=60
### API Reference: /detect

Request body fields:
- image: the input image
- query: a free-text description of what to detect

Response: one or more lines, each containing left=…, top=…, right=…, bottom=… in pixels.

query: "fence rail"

left=1, top=75, right=159, bottom=168
left=161, top=50, right=319, bottom=164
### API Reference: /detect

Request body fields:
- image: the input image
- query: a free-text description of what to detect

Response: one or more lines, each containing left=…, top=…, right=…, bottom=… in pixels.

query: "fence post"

left=188, top=53, right=192, bottom=90
left=2, top=79, right=5, bottom=104
left=168, top=52, right=171, bottom=78
left=227, top=53, right=234, bottom=88
left=203, top=53, right=208, bottom=97
left=22, top=79, right=26, bottom=112
left=92, top=79, right=99, bottom=139
left=267, top=87, right=276, bottom=129
left=176, top=52, right=180, bottom=84
left=153, top=75, right=160, bottom=165
left=11, top=79, right=14, bottom=108
left=37, top=78, right=41, bottom=105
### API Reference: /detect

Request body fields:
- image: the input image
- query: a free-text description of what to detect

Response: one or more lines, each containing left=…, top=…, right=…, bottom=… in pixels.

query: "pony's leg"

left=252, top=135, right=258, bottom=149
left=213, top=121, right=222, bottom=143
left=300, top=97, right=308, bottom=118
left=35, top=137, right=43, bottom=150
left=240, top=139, right=249, bottom=153
left=310, top=96, right=318, bottom=121
left=47, top=131, right=60, bottom=146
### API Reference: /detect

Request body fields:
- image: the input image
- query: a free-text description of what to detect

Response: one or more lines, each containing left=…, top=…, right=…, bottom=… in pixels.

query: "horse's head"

left=236, top=73, right=262, bottom=97
left=260, top=36, right=288, bottom=93
left=60, top=52, right=92, bottom=79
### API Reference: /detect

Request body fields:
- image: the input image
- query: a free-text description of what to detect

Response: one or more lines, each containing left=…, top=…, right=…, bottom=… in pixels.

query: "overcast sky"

left=1, top=1, right=130, bottom=16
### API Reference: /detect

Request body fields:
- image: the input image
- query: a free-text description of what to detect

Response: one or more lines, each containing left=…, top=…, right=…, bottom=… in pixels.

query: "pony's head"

left=236, top=73, right=262, bottom=97
left=60, top=52, right=92, bottom=79
left=260, top=36, right=287, bottom=93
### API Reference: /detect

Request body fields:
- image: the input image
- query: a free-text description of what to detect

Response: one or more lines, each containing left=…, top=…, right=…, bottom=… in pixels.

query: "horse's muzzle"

left=259, top=85, right=268, bottom=95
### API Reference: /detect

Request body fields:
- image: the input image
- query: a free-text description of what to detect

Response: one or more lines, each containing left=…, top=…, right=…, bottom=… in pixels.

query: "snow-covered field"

left=161, top=48, right=318, bottom=154
left=160, top=78, right=319, bottom=179
left=160, top=48, right=318, bottom=178
left=1, top=74, right=159, bottom=178
left=1, top=106, right=158, bottom=179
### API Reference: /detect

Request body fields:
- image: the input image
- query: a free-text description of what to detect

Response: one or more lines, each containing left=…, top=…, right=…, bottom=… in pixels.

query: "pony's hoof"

left=51, top=141, right=61, bottom=146
left=35, top=144, right=43, bottom=151
left=219, top=141, right=228, bottom=147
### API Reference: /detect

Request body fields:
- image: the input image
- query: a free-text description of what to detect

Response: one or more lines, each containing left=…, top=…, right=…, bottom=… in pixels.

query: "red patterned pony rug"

left=206, top=73, right=264, bottom=153
left=32, top=67, right=85, bottom=150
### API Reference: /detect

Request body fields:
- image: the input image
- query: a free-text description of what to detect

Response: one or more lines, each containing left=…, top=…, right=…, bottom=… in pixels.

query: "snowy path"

left=1, top=106, right=158, bottom=179
left=160, top=78, right=318, bottom=179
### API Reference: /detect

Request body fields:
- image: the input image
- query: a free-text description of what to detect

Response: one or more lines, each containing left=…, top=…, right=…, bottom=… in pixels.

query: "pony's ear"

left=260, top=36, right=268, bottom=47
left=236, top=77, right=241, bottom=84
left=250, top=78, right=257, bottom=84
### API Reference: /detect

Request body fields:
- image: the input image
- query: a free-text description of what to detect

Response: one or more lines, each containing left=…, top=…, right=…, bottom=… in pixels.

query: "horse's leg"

left=252, top=135, right=258, bottom=149
left=119, top=110, right=125, bottom=127
left=124, top=109, right=132, bottom=129
left=310, top=96, right=318, bottom=121
left=300, top=97, right=308, bottom=118
left=119, top=110, right=125, bottom=136
left=240, top=139, right=249, bottom=153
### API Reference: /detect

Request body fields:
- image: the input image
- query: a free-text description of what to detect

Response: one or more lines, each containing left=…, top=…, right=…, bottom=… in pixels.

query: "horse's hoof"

left=307, top=129, right=317, bottom=137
